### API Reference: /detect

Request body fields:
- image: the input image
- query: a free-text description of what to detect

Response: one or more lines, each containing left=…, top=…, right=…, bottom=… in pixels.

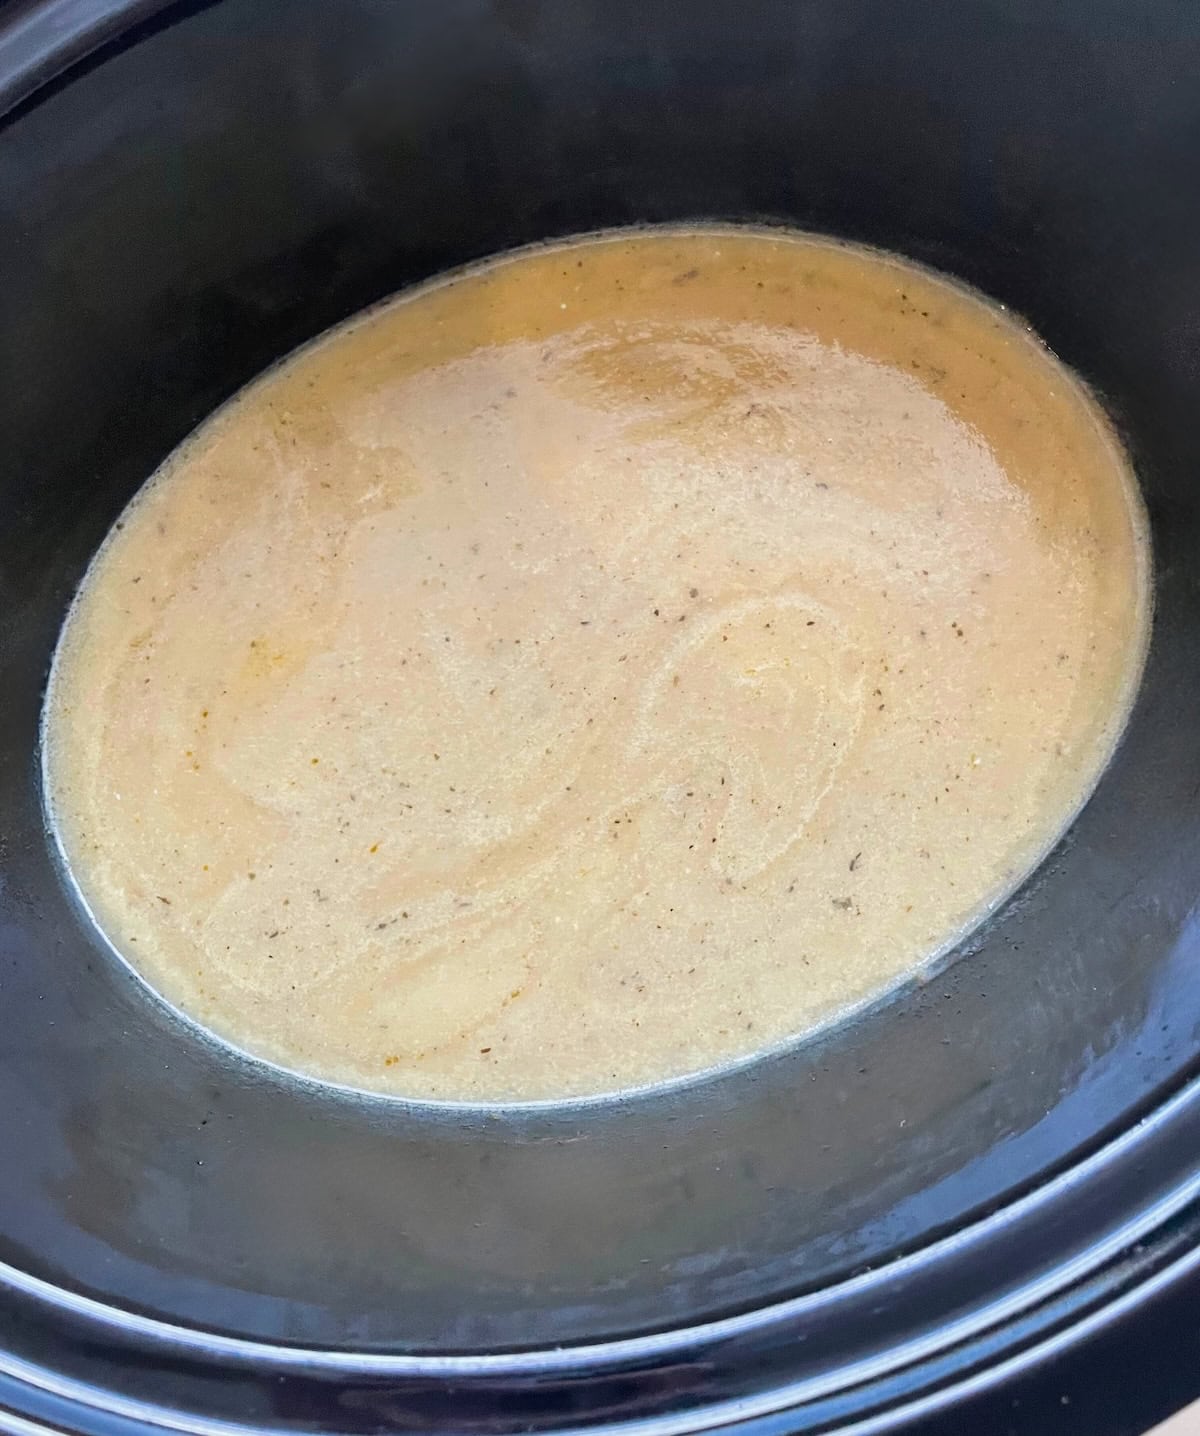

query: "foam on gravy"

left=44, top=227, right=1150, bottom=1102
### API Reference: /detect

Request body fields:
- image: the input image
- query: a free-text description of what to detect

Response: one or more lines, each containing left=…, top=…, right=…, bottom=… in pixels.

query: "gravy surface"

left=45, top=228, right=1149, bottom=1102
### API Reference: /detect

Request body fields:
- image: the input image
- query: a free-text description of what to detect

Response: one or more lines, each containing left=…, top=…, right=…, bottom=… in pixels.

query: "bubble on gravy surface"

left=44, top=227, right=1150, bottom=1103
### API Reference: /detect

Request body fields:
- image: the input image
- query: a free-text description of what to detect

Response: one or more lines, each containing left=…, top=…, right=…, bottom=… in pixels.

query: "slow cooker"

left=2, top=2, right=1200, bottom=1431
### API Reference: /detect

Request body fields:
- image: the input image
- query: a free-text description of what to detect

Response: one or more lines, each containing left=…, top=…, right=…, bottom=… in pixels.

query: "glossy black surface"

left=0, top=0, right=1198, bottom=1430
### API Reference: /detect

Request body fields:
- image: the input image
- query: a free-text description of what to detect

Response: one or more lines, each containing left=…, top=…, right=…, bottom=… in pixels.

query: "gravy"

left=44, top=227, right=1150, bottom=1101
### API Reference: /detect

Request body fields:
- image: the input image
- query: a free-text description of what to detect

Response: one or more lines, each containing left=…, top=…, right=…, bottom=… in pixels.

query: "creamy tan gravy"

left=44, top=227, right=1150, bottom=1102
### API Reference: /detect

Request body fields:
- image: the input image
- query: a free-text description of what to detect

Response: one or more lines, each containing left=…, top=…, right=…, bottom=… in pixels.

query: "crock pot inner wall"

left=0, top=0, right=1198, bottom=1353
